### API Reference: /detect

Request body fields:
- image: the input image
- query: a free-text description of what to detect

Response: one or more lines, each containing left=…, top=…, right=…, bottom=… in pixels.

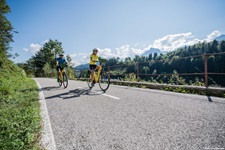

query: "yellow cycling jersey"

left=90, top=54, right=99, bottom=65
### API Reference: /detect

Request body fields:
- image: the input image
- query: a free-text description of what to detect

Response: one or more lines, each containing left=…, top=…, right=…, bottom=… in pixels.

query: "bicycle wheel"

left=87, top=76, right=92, bottom=89
left=62, top=72, right=68, bottom=88
left=99, top=71, right=110, bottom=91
left=58, top=77, right=62, bottom=87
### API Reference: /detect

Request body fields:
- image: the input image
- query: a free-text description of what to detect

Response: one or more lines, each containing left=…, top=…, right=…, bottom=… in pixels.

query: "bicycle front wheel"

left=99, top=72, right=110, bottom=91
left=62, top=73, right=68, bottom=88
left=58, top=81, right=62, bottom=86
left=58, top=77, right=62, bottom=87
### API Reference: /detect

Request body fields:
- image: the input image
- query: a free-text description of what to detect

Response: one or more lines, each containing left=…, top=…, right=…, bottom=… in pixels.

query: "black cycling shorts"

left=90, top=65, right=97, bottom=70
left=56, top=66, right=64, bottom=71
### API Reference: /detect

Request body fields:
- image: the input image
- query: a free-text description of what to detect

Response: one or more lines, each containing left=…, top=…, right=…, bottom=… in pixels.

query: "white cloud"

left=72, top=30, right=222, bottom=66
left=23, top=39, right=49, bottom=55
left=148, top=30, right=221, bottom=52
left=150, top=32, right=199, bottom=51
left=71, top=46, right=145, bottom=66
left=70, top=53, right=77, bottom=58
left=23, top=43, right=42, bottom=55
left=205, top=30, right=221, bottom=42
left=25, top=31, right=222, bottom=66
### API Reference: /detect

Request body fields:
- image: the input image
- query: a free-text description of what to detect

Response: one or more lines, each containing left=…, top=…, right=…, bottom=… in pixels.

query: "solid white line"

left=34, top=80, right=57, bottom=150
left=77, top=87, right=120, bottom=100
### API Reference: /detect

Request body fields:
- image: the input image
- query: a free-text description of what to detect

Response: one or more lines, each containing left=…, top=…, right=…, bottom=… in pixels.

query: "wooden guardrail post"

left=136, top=62, right=140, bottom=81
left=108, top=66, right=110, bottom=78
left=204, top=53, right=208, bottom=87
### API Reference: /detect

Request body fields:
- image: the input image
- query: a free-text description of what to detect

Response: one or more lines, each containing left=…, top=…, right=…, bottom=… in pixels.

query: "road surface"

left=35, top=78, right=225, bottom=150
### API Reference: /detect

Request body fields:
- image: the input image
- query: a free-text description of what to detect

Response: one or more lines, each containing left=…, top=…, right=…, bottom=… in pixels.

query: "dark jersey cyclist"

left=56, top=54, right=67, bottom=82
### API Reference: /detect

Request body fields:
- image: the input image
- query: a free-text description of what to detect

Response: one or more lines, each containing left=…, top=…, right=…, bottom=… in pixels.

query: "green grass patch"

left=0, top=59, right=41, bottom=149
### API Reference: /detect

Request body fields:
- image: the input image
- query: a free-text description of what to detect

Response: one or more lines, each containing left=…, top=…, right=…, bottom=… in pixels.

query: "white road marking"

left=34, top=79, right=57, bottom=150
left=96, top=91, right=120, bottom=100
left=77, top=87, right=120, bottom=100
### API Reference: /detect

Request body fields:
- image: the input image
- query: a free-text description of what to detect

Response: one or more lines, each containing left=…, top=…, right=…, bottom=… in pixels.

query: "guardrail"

left=103, top=52, right=225, bottom=87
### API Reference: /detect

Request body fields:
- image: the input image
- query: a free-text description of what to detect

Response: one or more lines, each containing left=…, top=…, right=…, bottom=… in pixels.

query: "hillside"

left=142, top=48, right=161, bottom=57
left=74, top=63, right=89, bottom=71
left=0, top=1, right=41, bottom=149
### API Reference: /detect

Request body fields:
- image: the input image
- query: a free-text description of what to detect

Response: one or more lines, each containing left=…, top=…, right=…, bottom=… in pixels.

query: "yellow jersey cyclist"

left=90, top=48, right=100, bottom=87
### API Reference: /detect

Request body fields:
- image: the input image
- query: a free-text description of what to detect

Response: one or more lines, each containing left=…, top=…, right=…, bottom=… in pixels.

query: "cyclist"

left=90, top=48, right=100, bottom=87
left=56, top=54, right=67, bottom=82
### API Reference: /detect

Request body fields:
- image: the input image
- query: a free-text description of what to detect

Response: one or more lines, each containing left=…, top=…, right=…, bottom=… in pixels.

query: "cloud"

left=150, top=32, right=199, bottom=51
left=70, top=53, right=77, bottom=58
left=148, top=30, right=221, bottom=52
left=72, top=30, right=222, bottom=66
left=23, top=39, right=49, bottom=55
left=23, top=43, right=42, bottom=55
left=205, top=30, right=221, bottom=42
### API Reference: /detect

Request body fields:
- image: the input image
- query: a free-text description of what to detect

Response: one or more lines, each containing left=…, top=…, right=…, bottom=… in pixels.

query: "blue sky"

left=7, top=0, right=225, bottom=65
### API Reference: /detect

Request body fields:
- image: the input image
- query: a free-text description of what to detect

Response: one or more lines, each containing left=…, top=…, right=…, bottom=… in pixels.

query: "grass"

left=0, top=58, right=41, bottom=150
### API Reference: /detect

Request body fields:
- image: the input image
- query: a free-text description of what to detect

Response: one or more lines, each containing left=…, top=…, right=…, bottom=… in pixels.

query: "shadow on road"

left=45, top=88, right=103, bottom=100
left=207, top=95, right=213, bottom=102
left=41, top=86, right=61, bottom=91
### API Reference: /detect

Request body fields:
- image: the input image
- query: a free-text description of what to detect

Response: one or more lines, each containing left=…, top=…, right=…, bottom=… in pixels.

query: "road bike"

left=57, top=63, right=68, bottom=88
left=86, top=59, right=110, bottom=92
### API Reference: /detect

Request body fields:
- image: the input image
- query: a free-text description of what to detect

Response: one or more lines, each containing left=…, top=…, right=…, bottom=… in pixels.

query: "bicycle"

left=57, top=63, right=68, bottom=88
left=86, top=58, right=110, bottom=92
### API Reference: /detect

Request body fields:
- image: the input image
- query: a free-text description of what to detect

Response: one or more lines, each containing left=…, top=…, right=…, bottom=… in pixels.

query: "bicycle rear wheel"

left=99, top=72, right=110, bottom=91
left=62, top=72, right=68, bottom=88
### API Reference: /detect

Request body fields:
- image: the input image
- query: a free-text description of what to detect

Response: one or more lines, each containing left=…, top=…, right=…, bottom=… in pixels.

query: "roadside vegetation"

left=0, top=0, right=41, bottom=149
left=0, top=59, right=41, bottom=149
left=17, top=39, right=75, bottom=79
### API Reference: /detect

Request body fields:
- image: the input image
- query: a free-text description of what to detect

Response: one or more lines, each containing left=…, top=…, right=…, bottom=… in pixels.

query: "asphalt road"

left=35, top=78, right=225, bottom=150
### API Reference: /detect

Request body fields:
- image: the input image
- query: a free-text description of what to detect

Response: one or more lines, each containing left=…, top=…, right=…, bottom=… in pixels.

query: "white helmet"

left=93, top=48, right=98, bottom=52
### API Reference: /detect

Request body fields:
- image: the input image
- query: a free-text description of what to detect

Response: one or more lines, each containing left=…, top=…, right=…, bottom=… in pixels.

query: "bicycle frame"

left=92, top=66, right=102, bottom=82
left=59, top=69, right=65, bottom=79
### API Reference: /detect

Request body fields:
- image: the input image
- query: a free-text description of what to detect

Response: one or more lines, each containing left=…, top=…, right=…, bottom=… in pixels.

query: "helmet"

left=93, top=48, right=98, bottom=52
left=59, top=54, right=64, bottom=56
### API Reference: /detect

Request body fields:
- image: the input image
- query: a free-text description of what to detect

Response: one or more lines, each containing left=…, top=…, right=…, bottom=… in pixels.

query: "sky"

left=7, top=0, right=225, bottom=65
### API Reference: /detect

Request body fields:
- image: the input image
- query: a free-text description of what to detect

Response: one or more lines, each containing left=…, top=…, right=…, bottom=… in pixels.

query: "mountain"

left=142, top=48, right=161, bottom=57
left=74, top=63, right=89, bottom=71
left=215, top=34, right=225, bottom=42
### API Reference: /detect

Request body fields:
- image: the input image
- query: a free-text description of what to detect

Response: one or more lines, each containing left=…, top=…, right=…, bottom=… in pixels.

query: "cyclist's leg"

left=90, top=65, right=96, bottom=85
left=96, top=65, right=102, bottom=78
left=56, top=66, right=60, bottom=80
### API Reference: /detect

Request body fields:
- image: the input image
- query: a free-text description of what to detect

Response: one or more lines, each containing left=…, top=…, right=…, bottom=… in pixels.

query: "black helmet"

left=59, top=54, right=64, bottom=56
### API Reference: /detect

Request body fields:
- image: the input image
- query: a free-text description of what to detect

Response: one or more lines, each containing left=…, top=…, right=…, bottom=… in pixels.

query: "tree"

left=43, top=63, right=53, bottom=77
left=66, top=55, right=75, bottom=79
left=210, top=40, right=219, bottom=53
left=153, top=53, right=158, bottom=59
left=29, top=39, right=64, bottom=76
left=0, top=0, right=14, bottom=60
